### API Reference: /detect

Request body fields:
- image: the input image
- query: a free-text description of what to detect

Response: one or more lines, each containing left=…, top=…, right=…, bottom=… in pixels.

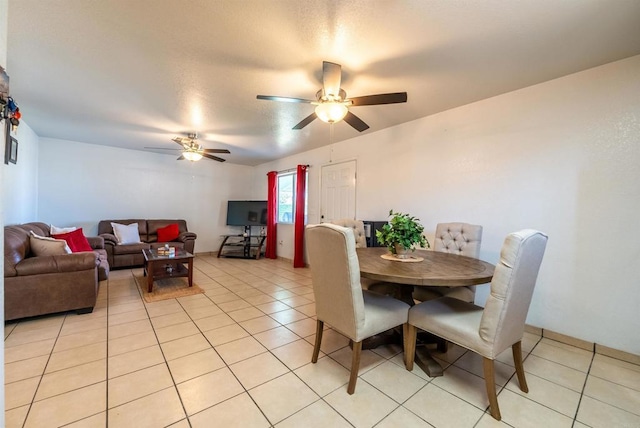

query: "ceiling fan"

left=257, top=61, right=407, bottom=132
left=144, top=133, right=230, bottom=162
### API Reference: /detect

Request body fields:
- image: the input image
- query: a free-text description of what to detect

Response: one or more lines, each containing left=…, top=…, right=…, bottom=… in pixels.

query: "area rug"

left=134, top=275, right=205, bottom=303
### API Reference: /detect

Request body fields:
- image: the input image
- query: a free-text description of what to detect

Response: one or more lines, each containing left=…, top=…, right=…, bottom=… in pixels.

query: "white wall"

left=38, top=139, right=256, bottom=253
left=1, top=0, right=9, bottom=422
left=253, top=55, right=640, bottom=355
left=3, top=121, right=39, bottom=224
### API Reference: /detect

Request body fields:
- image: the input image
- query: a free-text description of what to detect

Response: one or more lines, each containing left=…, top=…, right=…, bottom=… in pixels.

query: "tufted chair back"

left=330, top=219, right=367, bottom=248
left=434, top=222, right=482, bottom=258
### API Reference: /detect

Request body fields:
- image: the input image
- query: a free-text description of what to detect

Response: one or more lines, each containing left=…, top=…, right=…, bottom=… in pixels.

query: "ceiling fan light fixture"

left=315, top=102, right=348, bottom=124
left=183, top=151, right=203, bottom=161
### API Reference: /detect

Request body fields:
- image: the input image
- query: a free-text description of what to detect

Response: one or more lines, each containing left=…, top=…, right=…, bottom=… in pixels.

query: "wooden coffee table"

left=142, top=248, right=194, bottom=293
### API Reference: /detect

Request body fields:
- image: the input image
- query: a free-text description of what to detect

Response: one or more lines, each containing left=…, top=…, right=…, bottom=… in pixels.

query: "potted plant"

left=376, top=210, right=430, bottom=258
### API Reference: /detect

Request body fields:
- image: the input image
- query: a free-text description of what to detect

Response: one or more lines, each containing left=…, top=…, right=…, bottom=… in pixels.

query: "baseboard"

left=525, top=324, right=639, bottom=365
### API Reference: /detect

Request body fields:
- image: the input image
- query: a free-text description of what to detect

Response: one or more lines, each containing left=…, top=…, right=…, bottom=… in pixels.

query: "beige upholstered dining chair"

left=330, top=218, right=367, bottom=248
left=404, top=229, right=548, bottom=420
left=306, top=223, right=410, bottom=394
left=413, top=222, right=483, bottom=303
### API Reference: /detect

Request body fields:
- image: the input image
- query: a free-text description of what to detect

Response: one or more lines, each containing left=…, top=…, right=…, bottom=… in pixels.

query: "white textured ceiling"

left=6, top=0, right=640, bottom=166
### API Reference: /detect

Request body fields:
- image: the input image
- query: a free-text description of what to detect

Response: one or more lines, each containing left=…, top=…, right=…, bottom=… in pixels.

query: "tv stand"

left=217, top=229, right=266, bottom=260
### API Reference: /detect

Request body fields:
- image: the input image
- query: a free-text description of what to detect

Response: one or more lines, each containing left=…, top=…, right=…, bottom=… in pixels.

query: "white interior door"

left=320, top=160, right=357, bottom=223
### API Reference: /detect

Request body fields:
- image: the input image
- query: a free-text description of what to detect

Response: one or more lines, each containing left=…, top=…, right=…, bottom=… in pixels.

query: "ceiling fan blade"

left=144, top=147, right=181, bottom=151
left=292, top=112, right=318, bottom=130
left=202, top=148, right=230, bottom=154
left=343, top=111, right=370, bottom=132
left=322, top=61, right=342, bottom=98
left=202, top=153, right=226, bottom=162
left=348, top=92, right=408, bottom=106
left=172, top=137, right=189, bottom=147
left=177, top=155, right=185, bottom=160
left=257, top=95, right=313, bottom=103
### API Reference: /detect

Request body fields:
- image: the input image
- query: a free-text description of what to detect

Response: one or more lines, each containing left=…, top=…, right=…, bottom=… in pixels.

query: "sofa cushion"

left=29, top=231, right=72, bottom=256
left=111, top=222, right=142, bottom=244
left=52, top=228, right=93, bottom=253
left=157, top=223, right=180, bottom=242
left=112, top=242, right=150, bottom=255
left=50, top=224, right=77, bottom=235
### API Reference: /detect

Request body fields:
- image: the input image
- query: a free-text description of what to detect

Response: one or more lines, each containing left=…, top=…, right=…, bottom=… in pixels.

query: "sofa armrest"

left=100, top=233, right=118, bottom=247
left=177, top=231, right=197, bottom=242
left=15, top=253, right=97, bottom=276
left=87, top=236, right=105, bottom=250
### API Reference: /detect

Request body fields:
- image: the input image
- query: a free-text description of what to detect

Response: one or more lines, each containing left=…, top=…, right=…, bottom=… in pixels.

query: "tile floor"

left=4, top=255, right=640, bottom=427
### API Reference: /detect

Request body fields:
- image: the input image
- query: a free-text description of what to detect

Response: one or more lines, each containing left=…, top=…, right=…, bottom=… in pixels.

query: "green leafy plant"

left=376, top=210, right=430, bottom=254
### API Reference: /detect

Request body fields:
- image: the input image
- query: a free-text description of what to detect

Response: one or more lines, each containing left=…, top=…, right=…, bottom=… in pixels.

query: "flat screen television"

left=226, top=200, right=268, bottom=226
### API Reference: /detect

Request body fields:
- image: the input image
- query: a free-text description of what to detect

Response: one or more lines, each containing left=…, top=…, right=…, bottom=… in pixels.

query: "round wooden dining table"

left=356, top=247, right=495, bottom=376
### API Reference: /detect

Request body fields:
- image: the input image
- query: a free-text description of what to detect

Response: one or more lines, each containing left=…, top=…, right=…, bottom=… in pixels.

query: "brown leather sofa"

left=4, top=222, right=109, bottom=321
left=98, top=219, right=197, bottom=269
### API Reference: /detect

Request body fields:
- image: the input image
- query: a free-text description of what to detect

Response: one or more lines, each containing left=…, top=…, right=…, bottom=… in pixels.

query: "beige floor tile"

left=239, top=315, right=282, bottom=334
left=576, top=395, right=640, bottom=427
left=5, top=355, right=48, bottom=383
left=59, top=316, right=107, bottom=336
left=275, top=399, right=352, bottom=428
left=256, top=301, right=292, bottom=314
left=167, top=418, right=191, bottom=428
left=249, top=372, right=320, bottom=424
left=53, top=327, right=107, bottom=353
left=306, top=328, right=350, bottom=354
left=24, top=382, right=106, bottom=428
left=362, top=360, right=427, bottom=403
left=108, top=309, right=149, bottom=327
left=497, top=388, right=573, bottom=428
left=254, top=326, right=301, bottom=349
left=370, top=343, right=403, bottom=360
left=215, top=336, right=268, bottom=365
left=146, top=300, right=184, bottom=318
left=209, top=292, right=241, bottom=304
left=244, top=293, right=277, bottom=305
left=590, top=353, right=640, bottom=391
left=583, top=375, right=640, bottom=415
left=279, top=295, right=313, bottom=308
left=376, top=406, right=433, bottom=428
left=108, top=330, right=158, bottom=356
left=108, top=363, right=174, bottom=408
left=108, top=318, right=153, bottom=340
left=330, top=347, right=385, bottom=375
left=294, top=356, right=350, bottom=396
left=185, top=304, right=224, bottom=320
left=522, top=354, right=587, bottom=392
left=177, top=367, right=244, bottom=415
left=5, top=404, right=30, bottom=428
left=405, top=383, right=484, bottom=427
left=432, top=364, right=491, bottom=409
left=218, top=300, right=252, bottom=315
left=36, top=359, right=106, bottom=401
left=269, top=308, right=308, bottom=324
left=168, top=348, right=226, bottom=383
left=228, top=306, right=266, bottom=322
left=108, top=386, right=185, bottom=427
left=271, top=290, right=297, bottom=300
left=177, top=294, right=214, bottom=309
left=271, top=339, right=319, bottom=370
left=108, top=344, right=165, bottom=378
left=155, top=321, right=200, bottom=343
left=4, top=338, right=56, bottom=364
left=189, top=392, right=271, bottom=428
left=5, top=376, right=40, bottom=410
left=475, top=413, right=517, bottom=427
left=64, top=412, right=106, bottom=427
left=161, top=333, right=212, bottom=361
left=531, top=340, right=593, bottom=372
left=108, top=300, right=145, bottom=315
left=11, top=316, right=65, bottom=333
left=194, top=312, right=236, bottom=332
left=453, top=352, right=516, bottom=387
left=203, top=323, right=249, bottom=346
left=4, top=326, right=61, bottom=348
left=150, top=311, right=191, bottom=329
left=284, top=318, right=317, bottom=337
left=505, top=372, right=581, bottom=417
left=325, top=379, right=400, bottom=427
left=230, top=352, right=290, bottom=390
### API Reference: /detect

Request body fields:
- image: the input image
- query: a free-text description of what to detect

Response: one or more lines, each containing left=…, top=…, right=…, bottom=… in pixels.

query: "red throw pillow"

left=157, top=223, right=180, bottom=242
left=52, top=228, right=93, bottom=253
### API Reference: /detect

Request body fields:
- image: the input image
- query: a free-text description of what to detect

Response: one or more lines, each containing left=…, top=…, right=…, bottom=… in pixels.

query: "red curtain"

left=265, top=171, right=278, bottom=259
left=293, top=164, right=308, bottom=268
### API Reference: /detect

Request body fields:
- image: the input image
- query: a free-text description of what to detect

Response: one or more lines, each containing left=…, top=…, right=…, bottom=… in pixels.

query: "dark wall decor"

left=8, top=136, right=18, bottom=164
left=1, top=65, right=10, bottom=165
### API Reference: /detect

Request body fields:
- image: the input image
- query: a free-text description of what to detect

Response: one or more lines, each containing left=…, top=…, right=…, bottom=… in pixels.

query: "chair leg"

left=312, top=320, right=324, bottom=363
left=404, top=324, right=417, bottom=371
left=483, top=357, right=501, bottom=421
left=348, top=340, right=362, bottom=394
left=512, top=341, right=529, bottom=393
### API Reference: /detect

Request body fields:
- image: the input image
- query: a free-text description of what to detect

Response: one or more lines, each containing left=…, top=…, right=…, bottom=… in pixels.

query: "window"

left=277, top=171, right=308, bottom=224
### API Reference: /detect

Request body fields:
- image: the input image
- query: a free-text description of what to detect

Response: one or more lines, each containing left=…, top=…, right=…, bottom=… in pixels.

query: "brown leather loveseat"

left=98, top=219, right=197, bottom=269
left=4, top=222, right=109, bottom=321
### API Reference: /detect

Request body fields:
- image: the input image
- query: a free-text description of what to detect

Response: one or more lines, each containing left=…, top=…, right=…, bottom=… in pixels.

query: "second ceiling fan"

left=257, top=61, right=407, bottom=132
